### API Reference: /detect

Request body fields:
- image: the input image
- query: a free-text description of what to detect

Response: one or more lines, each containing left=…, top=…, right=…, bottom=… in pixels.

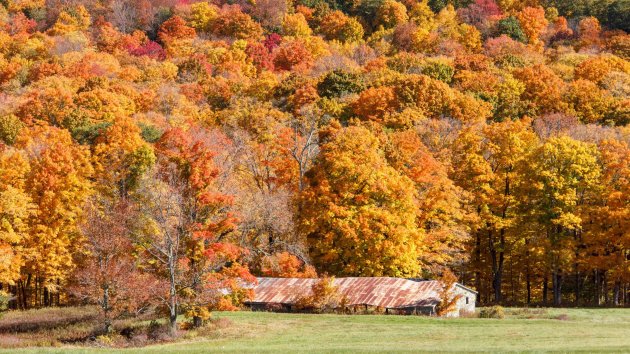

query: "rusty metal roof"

left=248, top=277, right=447, bottom=309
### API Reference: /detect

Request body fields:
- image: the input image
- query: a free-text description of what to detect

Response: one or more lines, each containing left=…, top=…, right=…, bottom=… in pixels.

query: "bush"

left=478, top=306, right=505, bottom=319
left=95, top=334, right=113, bottom=346
left=506, top=307, right=549, bottom=319
left=147, top=320, right=170, bottom=341
left=0, top=291, right=11, bottom=312
left=295, top=277, right=347, bottom=313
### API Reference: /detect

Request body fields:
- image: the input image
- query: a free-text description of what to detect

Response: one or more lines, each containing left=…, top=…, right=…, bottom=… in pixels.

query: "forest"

left=0, top=0, right=628, bottom=339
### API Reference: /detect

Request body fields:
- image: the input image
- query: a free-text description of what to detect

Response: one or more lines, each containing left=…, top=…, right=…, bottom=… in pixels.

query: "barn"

left=246, top=277, right=477, bottom=317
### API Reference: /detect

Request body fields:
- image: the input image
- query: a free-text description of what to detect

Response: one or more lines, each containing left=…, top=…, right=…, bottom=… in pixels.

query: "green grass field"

left=4, top=308, right=630, bottom=353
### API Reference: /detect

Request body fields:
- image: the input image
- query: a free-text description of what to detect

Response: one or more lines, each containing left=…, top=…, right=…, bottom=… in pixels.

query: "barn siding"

left=451, top=284, right=477, bottom=317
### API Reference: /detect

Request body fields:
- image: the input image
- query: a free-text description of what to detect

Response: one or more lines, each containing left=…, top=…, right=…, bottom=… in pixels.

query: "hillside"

left=0, top=0, right=628, bottom=348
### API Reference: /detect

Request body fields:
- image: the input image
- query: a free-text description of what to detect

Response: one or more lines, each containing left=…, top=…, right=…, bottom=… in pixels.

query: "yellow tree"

left=564, top=80, right=614, bottom=124
left=451, top=119, right=538, bottom=303
left=318, top=11, right=364, bottom=43
left=17, top=125, right=93, bottom=306
left=47, top=5, right=91, bottom=36
left=299, top=123, right=423, bottom=277
left=92, top=116, right=155, bottom=197
left=385, top=129, right=465, bottom=275
left=583, top=140, right=630, bottom=305
left=0, top=148, right=33, bottom=285
left=375, top=0, right=409, bottom=29
left=521, top=136, right=600, bottom=306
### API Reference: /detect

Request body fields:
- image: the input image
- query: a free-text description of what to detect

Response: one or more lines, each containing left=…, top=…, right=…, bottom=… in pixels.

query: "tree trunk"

left=475, top=232, right=482, bottom=304
left=573, top=229, right=580, bottom=307
left=552, top=270, right=562, bottom=306
left=574, top=268, right=580, bottom=307
left=491, top=230, right=505, bottom=304
left=169, top=257, right=178, bottom=336
left=103, top=285, right=112, bottom=333
left=603, top=272, right=609, bottom=305
left=525, top=237, right=531, bottom=305
left=24, top=274, right=31, bottom=309
left=613, top=281, right=621, bottom=306
left=44, top=286, right=49, bottom=307
left=16, top=281, right=23, bottom=310
left=169, top=308, right=177, bottom=336
left=542, top=276, right=548, bottom=305
left=34, top=277, right=38, bottom=308
left=492, top=256, right=504, bottom=304
left=595, top=270, right=601, bottom=305
left=526, top=272, right=531, bottom=305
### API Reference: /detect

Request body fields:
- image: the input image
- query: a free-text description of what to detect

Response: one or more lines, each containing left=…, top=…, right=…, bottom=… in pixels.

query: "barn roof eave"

left=455, top=283, right=478, bottom=294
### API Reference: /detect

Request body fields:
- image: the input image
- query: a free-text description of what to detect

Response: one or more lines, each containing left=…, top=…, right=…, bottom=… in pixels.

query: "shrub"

left=436, top=270, right=462, bottom=317
left=95, top=334, right=113, bottom=346
left=147, top=320, right=171, bottom=341
left=506, top=307, right=549, bottom=319
left=478, top=305, right=505, bottom=319
left=295, top=276, right=347, bottom=313
left=0, top=291, right=11, bottom=312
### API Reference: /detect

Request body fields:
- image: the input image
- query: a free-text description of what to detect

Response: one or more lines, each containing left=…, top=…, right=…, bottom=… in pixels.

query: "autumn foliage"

left=295, top=276, right=346, bottom=313
left=0, top=0, right=627, bottom=335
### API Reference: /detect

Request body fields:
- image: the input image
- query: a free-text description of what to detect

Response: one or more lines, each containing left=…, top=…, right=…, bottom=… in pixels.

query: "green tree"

left=496, top=16, right=526, bottom=42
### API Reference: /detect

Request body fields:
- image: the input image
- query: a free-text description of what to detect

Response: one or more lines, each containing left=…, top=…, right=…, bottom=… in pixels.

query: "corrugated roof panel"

left=248, top=277, right=456, bottom=309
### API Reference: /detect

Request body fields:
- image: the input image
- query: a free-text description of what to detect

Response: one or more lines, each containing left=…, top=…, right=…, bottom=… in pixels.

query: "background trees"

left=0, top=0, right=628, bottom=314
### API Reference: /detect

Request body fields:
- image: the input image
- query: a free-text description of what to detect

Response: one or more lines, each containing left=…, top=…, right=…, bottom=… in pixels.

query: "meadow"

left=2, top=307, right=630, bottom=353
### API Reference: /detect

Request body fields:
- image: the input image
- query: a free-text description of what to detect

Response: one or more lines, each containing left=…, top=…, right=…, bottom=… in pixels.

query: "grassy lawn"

left=3, top=308, right=630, bottom=353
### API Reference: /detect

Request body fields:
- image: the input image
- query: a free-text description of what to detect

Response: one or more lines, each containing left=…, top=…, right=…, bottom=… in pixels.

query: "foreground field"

left=3, top=307, right=630, bottom=353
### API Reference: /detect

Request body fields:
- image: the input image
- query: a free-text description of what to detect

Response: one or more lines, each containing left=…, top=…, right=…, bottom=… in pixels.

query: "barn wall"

left=453, top=286, right=476, bottom=316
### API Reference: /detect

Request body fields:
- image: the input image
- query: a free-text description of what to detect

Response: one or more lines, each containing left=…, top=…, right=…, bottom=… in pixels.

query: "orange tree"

left=298, top=123, right=423, bottom=277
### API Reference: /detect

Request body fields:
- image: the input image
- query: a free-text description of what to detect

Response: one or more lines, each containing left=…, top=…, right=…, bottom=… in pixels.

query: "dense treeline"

left=0, top=0, right=628, bottom=329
